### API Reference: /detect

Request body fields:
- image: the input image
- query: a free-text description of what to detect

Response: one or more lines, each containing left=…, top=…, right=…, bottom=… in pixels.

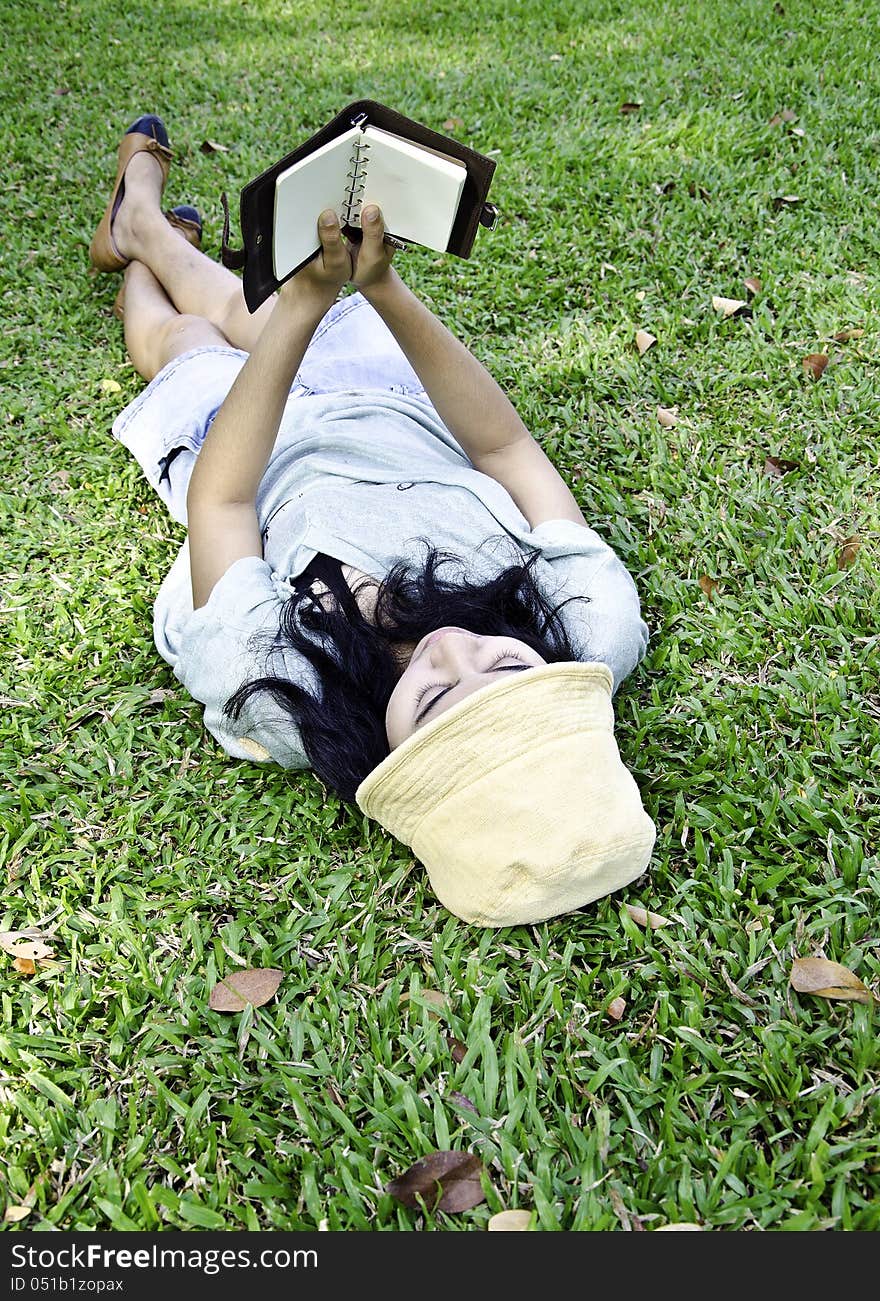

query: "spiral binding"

left=342, top=137, right=371, bottom=227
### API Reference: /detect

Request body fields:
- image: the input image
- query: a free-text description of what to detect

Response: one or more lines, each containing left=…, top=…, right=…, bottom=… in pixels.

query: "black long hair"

left=223, top=536, right=588, bottom=801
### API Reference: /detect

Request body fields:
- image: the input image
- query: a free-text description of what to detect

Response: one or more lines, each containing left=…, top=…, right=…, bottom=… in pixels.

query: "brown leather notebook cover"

left=222, top=100, right=499, bottom=313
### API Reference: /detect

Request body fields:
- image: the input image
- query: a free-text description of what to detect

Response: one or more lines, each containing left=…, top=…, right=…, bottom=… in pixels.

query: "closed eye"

left=414, top=662, right=532, bottom=726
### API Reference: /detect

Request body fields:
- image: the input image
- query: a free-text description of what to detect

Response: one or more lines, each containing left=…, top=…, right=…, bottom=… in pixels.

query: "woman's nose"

left=430, top=631, right=479, bottom=668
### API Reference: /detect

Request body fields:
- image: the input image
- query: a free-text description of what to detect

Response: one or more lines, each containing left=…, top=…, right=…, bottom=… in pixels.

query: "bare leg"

left=122, top=260, right=228, bottom=382
left=111, top=153, right=279, bottom=353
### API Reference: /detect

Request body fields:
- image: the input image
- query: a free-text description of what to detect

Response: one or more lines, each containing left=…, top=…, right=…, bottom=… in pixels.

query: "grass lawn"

left=1, top=0, right=878, bottom=1233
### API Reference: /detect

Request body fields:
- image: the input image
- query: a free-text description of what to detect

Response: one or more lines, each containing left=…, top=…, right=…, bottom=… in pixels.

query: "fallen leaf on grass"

left=773, top=194, right=802, bottom=210
left=13, top=957, right=36, bottom=975
left=386, top=1151, right=487, bottom=1212
left=635, top=329, right=657, bottom=356
left=442, top=117, right=464, bottom=131
left=100, top=378, right=122, bottom=394
left=656, top=406, right=678, bottom=428
left=200, top=139, right=230, bottom=154
left=625, top=904, right=671, bottom=930
left=0, top=932, right=55, bottom=961
left=768, top=108, right=797, bottom=125
left=488, top=1209, right=533, bottom=1231
left=802, top=353, right=829, bottom=379
left=656, top=1222, right=704, bottom=1231
left=712, top=296, right=751, bottom=319
left=833, top=327, right=864, bottom=342
left=744, top=276, right=762, bottom=296
left=208, top=968, right=282, bottom=1011
left=606, top=996, right=627, bottom=1022
left=447, top=1091, right=479, bottom=1114
left=619, top=101, right=643, bottom=114
left=763, top=455, right=798, bottom=477
left=446, top=1035, right=467, bottom=1064
left=400, top=989, right=448, bottom=1019
left=836, top=535, right=861, bottom=570
left=3, top=1206, right=31, bottom=1223
left=698, top=574, right=719, bottom=600
left=789, top=957, right=876, bottom=1005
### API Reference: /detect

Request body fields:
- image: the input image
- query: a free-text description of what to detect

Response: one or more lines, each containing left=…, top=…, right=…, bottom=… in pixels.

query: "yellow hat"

left=355, top=661, right=656, bottom=927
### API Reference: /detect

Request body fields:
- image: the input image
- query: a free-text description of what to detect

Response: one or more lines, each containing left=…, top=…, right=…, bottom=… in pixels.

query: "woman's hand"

left=281, top=209, right=353, bottom=308
left=348, top=205, right=397, bottom=292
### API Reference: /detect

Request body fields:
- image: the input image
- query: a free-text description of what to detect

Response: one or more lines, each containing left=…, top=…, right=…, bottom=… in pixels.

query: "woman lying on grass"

left=90, top=114, right=657, bottom=927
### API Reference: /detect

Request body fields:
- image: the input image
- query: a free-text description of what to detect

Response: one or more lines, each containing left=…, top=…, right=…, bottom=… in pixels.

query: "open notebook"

left=273, top=124, right=468, bottom=280
left=223, top=100, right=500, bottom=312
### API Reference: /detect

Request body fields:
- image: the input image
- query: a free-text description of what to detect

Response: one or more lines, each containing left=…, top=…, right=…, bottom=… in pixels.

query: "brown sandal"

left=89, top=115, right=173, bottom=273
left=112, top=206, right=203, bottom=320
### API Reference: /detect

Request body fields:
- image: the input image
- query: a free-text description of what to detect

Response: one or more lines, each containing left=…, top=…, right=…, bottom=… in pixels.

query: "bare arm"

left=353, top=206, right=588, bottom=528
left=185, top=214, right=351, bottom=609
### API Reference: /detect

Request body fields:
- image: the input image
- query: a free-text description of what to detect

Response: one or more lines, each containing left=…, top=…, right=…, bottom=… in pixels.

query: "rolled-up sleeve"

left=154, top=552, right=315, bottom=768
left=527, top=518, right=649, bottom=693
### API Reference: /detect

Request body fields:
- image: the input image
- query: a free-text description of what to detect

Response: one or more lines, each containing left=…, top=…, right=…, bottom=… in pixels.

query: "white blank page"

left=273, top=127, right=360, bottom=278
left=357, top=126, right=467, bottom=250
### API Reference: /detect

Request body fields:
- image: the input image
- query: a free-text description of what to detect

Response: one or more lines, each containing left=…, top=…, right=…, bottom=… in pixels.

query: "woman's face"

left=385, top=627, right=547, bottom=749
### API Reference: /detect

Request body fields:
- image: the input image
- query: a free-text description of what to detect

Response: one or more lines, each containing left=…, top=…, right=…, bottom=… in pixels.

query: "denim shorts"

left=112, top=291, right=427, bottom=525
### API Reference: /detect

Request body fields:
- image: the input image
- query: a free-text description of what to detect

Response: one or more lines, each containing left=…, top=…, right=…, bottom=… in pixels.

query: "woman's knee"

left=157, top=313, right=228, bottom=366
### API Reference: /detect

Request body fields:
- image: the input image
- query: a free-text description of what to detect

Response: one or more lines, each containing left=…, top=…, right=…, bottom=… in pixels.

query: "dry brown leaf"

left=698, top=574, right=719, bottom=600
left=763, top=455, right=798, bottom=477
left=635, top=329, right=657, bottom=356
left=13, top=957, right=36, bottom=975
left=619, top=101, right=643, bottom=113
left=768, top=108, right=797, bottom=125
left=488, top=1209, right=533, bottom=1231
left=606, top=996, right=627, bottom=1022
left=200, top=139, right=230, bottom=154
left=833, top=328, right=864, bottom=342
left=0, top=931, right=55, bottom=961
left=400, top=989, right=448, bottom=1019
left=625, top=904, right=671, bottom=929
left=744, top=276, right=762, bottom=296
left=712, top=295, right=751, bottom=319
left=773, top=194, right=802, bottom=209
left=836, top=535, right=861, bottom=570
left=386, top=1151, right=486, bottom=1213
left=447, top=1091, right=479, bottom=1114
left=446, top=1035, right=467, bottom=1064
left=656, top=406, right=678, bottom=428
left=3, top=1206, right=31, bottom=1223
left=802, top=353, right=829, bottom=379
left=442, top=116, right=464, bottom=131
left=208, top=968, right=282, bottom=1011
left=790, top=957, right=876, bottom=1005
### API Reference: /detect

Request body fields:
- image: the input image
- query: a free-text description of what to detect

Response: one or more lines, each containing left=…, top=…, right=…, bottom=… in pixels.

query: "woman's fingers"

left=361, top=204, right=385, bottom=241
left=318, top=209, right=351, bottom=273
